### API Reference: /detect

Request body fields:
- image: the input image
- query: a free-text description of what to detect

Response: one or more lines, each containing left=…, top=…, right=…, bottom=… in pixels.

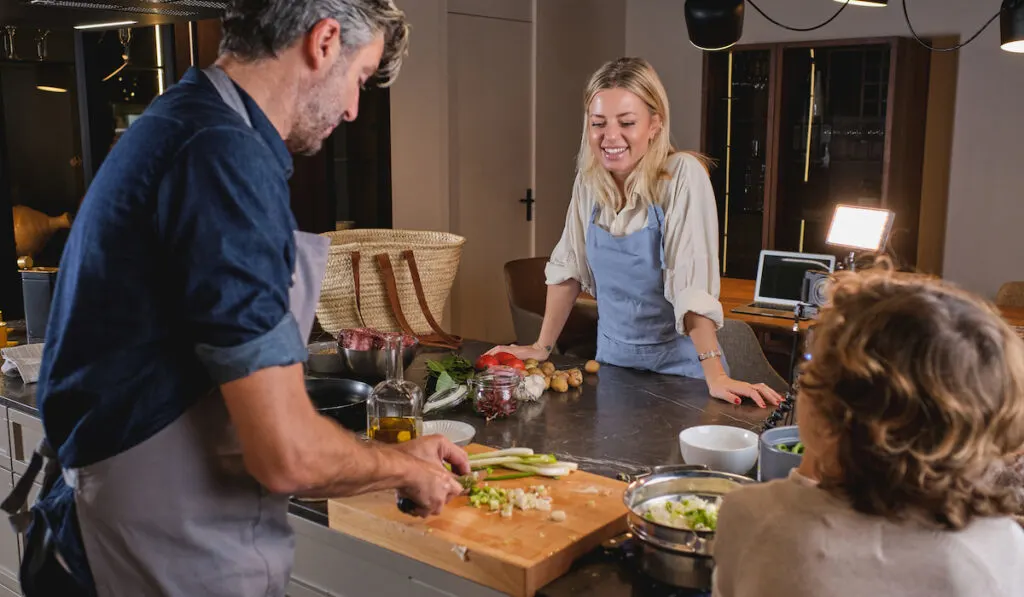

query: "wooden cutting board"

left=327, top=444, right=629, bottom=597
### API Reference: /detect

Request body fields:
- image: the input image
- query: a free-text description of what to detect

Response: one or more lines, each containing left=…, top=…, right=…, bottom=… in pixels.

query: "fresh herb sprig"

left=426, top=353, right=475, bottom=394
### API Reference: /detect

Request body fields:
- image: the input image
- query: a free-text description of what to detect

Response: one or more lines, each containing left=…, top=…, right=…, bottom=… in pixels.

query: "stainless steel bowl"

left=339, top=340, right=419, bottom=382
left=307, top=342, right=345, bottom=374
left=622, top=465, right=754, bottom=590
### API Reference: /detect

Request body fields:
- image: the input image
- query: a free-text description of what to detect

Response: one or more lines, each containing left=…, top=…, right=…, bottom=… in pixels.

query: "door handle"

left=519, top=188, right=535, bottom=222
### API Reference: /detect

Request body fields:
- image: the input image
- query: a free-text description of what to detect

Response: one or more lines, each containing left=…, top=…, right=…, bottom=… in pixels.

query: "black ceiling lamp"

left=685, top=1, right=855, bottom=51
left=1002, top=0, right=1024, bottom=53
left=684, top=0, right=745, bottom=51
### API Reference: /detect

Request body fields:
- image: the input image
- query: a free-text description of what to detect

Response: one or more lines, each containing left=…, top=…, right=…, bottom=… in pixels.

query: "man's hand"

left=392, top=435, right=471, bottom=517
left=395, top=435, right=471, bottom=475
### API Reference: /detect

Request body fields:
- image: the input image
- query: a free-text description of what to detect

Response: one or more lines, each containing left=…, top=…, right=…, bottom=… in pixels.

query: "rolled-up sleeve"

left=158, top=128, right=307, bottom=385
left=545, top=175, right=594, bottom=295
left=662, top=154, right=724, bottom=335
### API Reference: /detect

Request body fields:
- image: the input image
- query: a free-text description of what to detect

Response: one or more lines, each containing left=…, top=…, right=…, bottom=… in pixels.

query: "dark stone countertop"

left=0, top=339, right=776, bottom=597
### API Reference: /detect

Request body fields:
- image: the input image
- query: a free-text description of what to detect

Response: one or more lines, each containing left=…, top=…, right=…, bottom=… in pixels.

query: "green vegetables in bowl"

left=776, top=442, right=805, bottom=455
left=642, top=495, right=720, bottom=532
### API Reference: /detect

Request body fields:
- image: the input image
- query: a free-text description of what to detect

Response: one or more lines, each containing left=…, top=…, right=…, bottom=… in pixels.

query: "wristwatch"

left=697, top=349, right=723, bottom=362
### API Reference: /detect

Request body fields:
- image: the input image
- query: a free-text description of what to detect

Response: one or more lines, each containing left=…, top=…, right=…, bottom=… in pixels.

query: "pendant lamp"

left=833, top=0, right=887, bottom=6
left=1002, top=0, right=1024, bottom=53
left=684, top=0, right=745, bottom=51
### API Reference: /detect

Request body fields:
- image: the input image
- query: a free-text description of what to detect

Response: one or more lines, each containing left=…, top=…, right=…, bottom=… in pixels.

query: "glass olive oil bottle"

left=366, top=334, right=423, bottom=443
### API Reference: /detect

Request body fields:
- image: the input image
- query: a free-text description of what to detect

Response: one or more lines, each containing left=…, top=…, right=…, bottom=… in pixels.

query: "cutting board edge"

left=522, top=514, right=630, bottom=594
left=328, top=499, right=531, bottom=596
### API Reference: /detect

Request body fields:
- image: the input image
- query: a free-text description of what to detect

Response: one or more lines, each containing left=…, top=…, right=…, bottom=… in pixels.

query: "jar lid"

left=470, top=367, right=523, bottom=387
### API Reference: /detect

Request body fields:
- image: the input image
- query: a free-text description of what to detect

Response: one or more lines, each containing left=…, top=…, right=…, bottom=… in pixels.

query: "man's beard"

left=286, top=68, right=344, bottom=156
left=285, top=99, right=337, bottom=156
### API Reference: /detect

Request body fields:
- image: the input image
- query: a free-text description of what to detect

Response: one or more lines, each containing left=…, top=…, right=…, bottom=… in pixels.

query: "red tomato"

left=494, top=352, right=518, bottom=365
left=475, top=355, right=500, bottom=370
left=508, top=360, right=526, bottom=371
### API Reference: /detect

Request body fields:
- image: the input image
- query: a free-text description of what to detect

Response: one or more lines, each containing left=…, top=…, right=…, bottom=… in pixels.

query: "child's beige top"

left=713, top=470, right=1024, bottom=597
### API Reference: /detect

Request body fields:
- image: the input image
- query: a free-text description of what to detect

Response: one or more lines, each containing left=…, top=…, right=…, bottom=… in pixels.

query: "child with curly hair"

left=713, top=265, right=1024, bottom=597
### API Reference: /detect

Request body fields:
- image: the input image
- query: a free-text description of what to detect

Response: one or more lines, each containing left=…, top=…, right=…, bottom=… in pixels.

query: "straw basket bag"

left=316, top=229, right=466, bottom=348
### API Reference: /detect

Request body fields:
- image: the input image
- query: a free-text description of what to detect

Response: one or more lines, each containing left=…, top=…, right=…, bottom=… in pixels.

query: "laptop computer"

left=731, top=250, right=837, bottom=320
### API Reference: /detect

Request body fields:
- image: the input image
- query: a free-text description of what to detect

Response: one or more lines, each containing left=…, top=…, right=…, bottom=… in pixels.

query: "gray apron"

left=70, top=66, right=330, bottom=597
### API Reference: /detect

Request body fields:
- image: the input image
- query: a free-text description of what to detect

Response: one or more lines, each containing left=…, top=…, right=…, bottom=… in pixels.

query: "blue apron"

left=585, top=202, right=728, bottom=379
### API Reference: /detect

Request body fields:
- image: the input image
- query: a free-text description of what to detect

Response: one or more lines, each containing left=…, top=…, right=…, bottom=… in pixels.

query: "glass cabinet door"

left=704, top=49, right=772, bottom=280
left=773, top=43, right=890, bottom=256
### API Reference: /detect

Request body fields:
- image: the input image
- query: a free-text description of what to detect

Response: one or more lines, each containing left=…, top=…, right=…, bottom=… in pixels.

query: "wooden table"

left=581, top=278, right=1024, bottom=335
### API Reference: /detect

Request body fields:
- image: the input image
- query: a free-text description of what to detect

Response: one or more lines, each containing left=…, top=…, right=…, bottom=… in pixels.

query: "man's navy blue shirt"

left=33, top=67, right=308, bottom=588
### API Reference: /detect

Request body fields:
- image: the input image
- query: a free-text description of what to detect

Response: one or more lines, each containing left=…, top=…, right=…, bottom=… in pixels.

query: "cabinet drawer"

left=9, top=410, right=44, bottom=477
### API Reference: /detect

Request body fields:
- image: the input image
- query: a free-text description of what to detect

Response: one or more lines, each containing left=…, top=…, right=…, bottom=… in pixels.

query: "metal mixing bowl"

left=339, top=340, right=419, bottom=382
left=622, top=465, right=754, bottom=590
left=307, top=342, right=345, bottom=374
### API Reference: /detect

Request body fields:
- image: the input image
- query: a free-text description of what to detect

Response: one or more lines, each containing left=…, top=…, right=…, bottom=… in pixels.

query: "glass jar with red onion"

left=468, top=368, right=522, bottom=421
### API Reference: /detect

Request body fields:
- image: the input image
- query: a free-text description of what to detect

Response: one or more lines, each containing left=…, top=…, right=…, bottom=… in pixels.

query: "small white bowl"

left=678, top=425, right=759, bottom=475
left=423, top=420, right=476, bottom=447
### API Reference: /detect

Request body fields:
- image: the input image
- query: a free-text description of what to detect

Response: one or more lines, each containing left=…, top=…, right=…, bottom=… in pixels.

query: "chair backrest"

left=502, top=257, right=598, bottom=354
left=717, top=319, right=790, bottom=395
left=503, top=257, right=550, bottom=315
left=996, top=282, right=1024, bottom=308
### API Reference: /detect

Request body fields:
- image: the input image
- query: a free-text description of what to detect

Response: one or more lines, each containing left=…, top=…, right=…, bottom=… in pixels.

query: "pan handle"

left=617, top=464, right=709, bottom=484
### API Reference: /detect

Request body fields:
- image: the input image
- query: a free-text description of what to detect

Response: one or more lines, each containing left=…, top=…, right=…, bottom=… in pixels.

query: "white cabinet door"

left=448, top=10, right=535, bottom=343
left=0, top=472, right=20, bottom=595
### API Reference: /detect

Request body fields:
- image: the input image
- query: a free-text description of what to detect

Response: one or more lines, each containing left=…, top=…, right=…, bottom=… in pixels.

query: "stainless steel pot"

left=622, top=465, right=754, bottom=590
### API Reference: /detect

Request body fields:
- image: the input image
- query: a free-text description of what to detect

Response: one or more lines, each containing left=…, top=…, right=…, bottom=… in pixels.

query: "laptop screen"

left=756, top=251, right=836, bottom=306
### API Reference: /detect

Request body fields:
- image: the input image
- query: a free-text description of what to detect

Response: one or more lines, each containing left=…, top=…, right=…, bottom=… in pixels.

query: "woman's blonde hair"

left=800, top=261, right=1024, bottom=530
left=577, top=57, right=712, bottom=210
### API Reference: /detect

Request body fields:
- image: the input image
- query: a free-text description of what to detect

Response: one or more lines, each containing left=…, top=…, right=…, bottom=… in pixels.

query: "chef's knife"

left=396, top=474, right=478, bottom=515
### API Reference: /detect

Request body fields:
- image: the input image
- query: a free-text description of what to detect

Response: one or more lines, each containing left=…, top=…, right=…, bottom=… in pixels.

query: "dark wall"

left=0, top=29, right=81, bottom=318
left=185, top=18, right=392, bottom=234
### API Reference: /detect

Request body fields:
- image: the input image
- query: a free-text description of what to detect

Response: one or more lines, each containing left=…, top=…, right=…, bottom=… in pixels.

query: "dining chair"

left=717, top=319, right=791, bottom=395
left=503, top=257, right=597, bottom=358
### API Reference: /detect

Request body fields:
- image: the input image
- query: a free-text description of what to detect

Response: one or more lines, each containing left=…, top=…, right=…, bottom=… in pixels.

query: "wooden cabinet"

left=702, top=38, right=933, bottom=279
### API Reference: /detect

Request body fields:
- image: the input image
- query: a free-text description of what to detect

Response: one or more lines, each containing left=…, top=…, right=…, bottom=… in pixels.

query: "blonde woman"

left=713, top=266, right=1024, bottom=597
left=491, top=57, right=781, bottom=407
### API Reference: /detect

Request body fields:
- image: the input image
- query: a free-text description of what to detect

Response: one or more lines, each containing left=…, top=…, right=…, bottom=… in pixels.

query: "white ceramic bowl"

left=678, top=425, right=759, bottom=475
left=423, top=420, right=476, bottom=447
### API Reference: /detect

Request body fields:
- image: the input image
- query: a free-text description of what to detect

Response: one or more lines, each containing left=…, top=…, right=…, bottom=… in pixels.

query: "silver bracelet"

left=697, top=349, right=723, bottom=362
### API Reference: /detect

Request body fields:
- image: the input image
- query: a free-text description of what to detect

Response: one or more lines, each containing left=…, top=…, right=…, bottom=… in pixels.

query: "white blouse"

left=545, top=152, right=724, bottom=336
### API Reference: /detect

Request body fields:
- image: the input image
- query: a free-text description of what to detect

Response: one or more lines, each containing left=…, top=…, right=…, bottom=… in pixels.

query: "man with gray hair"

left=9, top=2, right=469, bottom=596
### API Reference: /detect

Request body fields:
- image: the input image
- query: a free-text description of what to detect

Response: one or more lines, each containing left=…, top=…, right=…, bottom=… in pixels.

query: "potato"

left=566, top=368, right=583, bottom=384
left=524, top=358, right=540, bottom=369
left=544, top=375, right=552, bottom=390
left=526, top=367, right=543, bottom=377
left=540, top=362, right=557, bottom=376
left=567, top=375, right=582, bottom=388
left=550, top=376, right=569, bottom=393
left=584, top=360, right=601, bottom=374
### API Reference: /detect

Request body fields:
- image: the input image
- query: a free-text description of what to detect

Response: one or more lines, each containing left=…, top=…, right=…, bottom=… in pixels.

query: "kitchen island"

left=0, top=341, right=775, bottom=597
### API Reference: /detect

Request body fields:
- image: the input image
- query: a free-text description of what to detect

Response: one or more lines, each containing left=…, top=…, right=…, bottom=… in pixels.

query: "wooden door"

left=448, top=5, right=534, bottom=343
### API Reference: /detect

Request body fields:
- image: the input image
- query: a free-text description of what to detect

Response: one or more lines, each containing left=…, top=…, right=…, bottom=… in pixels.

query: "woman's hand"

left=707, top=373, right=783, bottom=408
left=485, top=343, right=551, bottom=362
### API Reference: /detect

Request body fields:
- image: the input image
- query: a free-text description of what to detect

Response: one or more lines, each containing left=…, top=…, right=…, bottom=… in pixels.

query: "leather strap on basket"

left=350, top=251, right=366, bottom=326
left=401, top=250, right=462, bottom=348
left=375, top=252, right=462, bottom=349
